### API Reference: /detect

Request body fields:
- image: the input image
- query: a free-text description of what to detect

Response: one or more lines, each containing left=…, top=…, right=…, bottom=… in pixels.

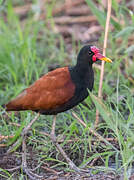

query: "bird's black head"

left=77, top=45, right=112, bottom=66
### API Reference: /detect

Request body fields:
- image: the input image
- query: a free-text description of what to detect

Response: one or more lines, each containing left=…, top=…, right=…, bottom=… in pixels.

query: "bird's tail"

left=2, top=90, right=27, bottom=111
left=1, top=102, right=16, bottom=111
left=4, top=100, right=23, bottom=111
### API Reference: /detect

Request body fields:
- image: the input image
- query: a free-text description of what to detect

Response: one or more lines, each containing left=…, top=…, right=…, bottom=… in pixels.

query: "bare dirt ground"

left=0, top=146, right=128, bottom=180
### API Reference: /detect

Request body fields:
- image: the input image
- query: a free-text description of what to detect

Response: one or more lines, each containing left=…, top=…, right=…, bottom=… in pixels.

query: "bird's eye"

left=89, top=51, right=93, bottom=55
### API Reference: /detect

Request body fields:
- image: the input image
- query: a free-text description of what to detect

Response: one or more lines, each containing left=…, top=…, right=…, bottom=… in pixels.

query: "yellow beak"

left=99, top=56, right=112, bottom=63
left=95, top=53, right=112, bottom=63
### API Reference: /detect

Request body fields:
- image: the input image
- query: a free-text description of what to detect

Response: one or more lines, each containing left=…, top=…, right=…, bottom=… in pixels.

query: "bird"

left=5, top=45, right=112, bottom=114
left=4, top=45, right=112, bottom=177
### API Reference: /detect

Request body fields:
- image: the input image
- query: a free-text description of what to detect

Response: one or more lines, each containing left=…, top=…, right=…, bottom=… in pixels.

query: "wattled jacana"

left=4, top=45, right=112, bottom=177
left=5, top=45, right=112, bottom=113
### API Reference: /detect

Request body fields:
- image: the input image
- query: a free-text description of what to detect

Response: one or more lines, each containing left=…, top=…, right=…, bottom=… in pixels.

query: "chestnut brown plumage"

left=6, top=67, right=75, bottom=113
left=5, top=45, right=112, bottom=114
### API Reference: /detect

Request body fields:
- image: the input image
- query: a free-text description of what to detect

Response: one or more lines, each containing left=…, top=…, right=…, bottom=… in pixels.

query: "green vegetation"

left=0, top=0, right=134, bottom=179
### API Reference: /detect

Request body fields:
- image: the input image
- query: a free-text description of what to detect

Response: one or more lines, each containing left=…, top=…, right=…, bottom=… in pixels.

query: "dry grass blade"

left=0, top=135, right=14, bottom=141
left=54, top=16, right=96, bottom=24
left=95, top=0, right=112, bottom=127
left=52, top=0, right=84, bottom=15
left=72, top=112, right=118, bottom=151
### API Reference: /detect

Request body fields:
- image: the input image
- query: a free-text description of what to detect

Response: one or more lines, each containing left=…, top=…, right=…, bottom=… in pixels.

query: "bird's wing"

left=6, top=67, right=75, bottom=111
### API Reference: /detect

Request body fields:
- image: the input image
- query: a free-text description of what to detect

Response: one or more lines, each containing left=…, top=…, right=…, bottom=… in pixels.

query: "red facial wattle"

left=91, top=46, right=99, bottom=54
left=91, top=46, right=100, bottom=62
left=90, top=46, right=112, bottom=63
left=92, top=55, right=97, bottom=62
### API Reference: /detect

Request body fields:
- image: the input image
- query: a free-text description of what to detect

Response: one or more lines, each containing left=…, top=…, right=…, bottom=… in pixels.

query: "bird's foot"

left=50, top=115, right=82, bottom=174
left=21, top=135, right=43, bottom=180
left=22, top=166, right=43, bottom=180
left=51, top=137, right=82, bottom=173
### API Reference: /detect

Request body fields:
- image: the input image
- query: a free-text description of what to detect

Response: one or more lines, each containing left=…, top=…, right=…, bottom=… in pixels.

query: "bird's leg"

left=21, top=113, right=43, bottom=179
left=50, top=115, right=81, bottom=173
left=7, top=113, right=43, bottom=179
left=50, top=115, right=57, bottom=142
left=21, top=133, right=43, bottom=180
left=21, top=113, right=40, bottom=136
left=7, top=113, right=40, bottom=154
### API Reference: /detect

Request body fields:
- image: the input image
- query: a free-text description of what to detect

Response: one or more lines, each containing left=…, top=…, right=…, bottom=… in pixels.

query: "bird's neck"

left=69, top=59, right=94, bottom=91
left=75, top=56, right=93, bottom=78
left=76, top=63, right=89, bottom=76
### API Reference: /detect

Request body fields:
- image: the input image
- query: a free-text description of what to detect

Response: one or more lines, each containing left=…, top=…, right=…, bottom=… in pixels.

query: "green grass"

left=0, top=0, right=134, bottom=179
